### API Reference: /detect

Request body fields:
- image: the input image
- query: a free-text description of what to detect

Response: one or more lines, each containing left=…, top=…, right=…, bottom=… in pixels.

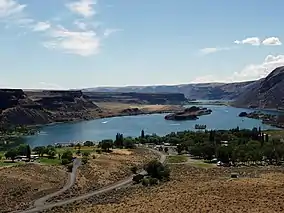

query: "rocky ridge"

left=233, top=66, right=284, bottom=109
left=0, top=89, right=100, bottom=126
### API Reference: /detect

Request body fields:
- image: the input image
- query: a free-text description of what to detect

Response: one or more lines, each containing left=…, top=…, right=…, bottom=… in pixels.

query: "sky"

left=1, top=0, right=284, bottom=89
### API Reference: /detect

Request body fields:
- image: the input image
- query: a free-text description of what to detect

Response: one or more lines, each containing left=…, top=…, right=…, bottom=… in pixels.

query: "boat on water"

left=195, top=124, right=207, bottom=129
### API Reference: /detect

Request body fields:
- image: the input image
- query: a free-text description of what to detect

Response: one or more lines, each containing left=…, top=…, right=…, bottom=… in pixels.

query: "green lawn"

left=188, top=161, right=215, bottom=168
left=264, top=130, right=284, bottom=138
left=166, top=155, right=188, bottom=163
left=36, top=158, right=61, bottom=165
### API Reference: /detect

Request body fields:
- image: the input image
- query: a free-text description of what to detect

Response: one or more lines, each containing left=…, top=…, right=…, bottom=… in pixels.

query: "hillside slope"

left=0, top=89, right=100, bottom=126
left=233, top=66, right=284, bottom=109
left=84, top=81, right=255, bottom=100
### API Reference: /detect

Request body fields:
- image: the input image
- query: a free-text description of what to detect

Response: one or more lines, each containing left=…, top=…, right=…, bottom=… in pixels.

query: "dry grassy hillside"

left=0, top=164, right=67, bottom=212
left=44, top=165, right=284, bottom=213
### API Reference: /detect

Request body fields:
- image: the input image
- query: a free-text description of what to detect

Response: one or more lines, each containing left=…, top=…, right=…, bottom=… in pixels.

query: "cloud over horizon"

left=192, top=54, right=284, bottom=83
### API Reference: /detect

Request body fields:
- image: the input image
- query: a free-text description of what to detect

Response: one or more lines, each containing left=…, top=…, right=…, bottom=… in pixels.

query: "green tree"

left=33, top=146, right=46, bottom=156
left=141, top=130, right=145, bottom=138
left=144, top=160, right=170, bottom=180
left=26, top=145, right=31, bottom=160
left=61, top=150, right=73, bottom=164
left=84, top=141, right=94, bottom=147
left=5, top=149, right=17, bottom=162
left=100, top=139, right=113, bottom=152
left=123, top=137, right=135, bottom=149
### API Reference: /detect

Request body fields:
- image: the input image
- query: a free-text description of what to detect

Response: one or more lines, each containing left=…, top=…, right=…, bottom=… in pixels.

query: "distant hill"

left=83, top=81, right=256, bottom=100
left=233, top=66, right=284, bottom=109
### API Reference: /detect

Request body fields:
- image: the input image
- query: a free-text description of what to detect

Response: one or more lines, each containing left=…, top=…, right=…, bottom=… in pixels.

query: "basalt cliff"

left=233, top=66, right=284, bottom=109
left=0, top=89, right=101, bottom=126
left=0, top=90, right=187, bottom=126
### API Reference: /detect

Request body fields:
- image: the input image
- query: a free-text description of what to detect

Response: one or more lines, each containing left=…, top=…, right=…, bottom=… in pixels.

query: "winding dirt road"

left=14, top=148, right=165, bottom=213
left=34, top=158, right=81, bottom=208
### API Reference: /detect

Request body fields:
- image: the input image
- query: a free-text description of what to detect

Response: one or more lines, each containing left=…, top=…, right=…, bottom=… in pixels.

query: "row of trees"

left=5, top=144, right=31, bottom=161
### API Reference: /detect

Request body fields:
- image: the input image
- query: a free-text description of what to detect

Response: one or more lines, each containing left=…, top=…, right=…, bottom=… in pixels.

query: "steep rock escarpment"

left=84, top=81, right=255, bottom=100
left=233, top=66, right=284, bottom=109
left=0, top=90, right=100, bottom=126
left=84, top=92, right=188, bottom=104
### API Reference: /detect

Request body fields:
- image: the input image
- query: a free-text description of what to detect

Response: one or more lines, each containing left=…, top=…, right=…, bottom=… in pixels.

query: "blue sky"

left=1, top=0, right=284, bottom=89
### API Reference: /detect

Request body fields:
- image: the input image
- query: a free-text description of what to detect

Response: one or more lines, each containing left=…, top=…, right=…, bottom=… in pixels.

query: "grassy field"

left=264, top=129, right=284, bottom=138
left=36, top=158, right=61, bottom=165
left=166, top=155, right=188, bottom=163
left=55, top=146, right=96, bottom=155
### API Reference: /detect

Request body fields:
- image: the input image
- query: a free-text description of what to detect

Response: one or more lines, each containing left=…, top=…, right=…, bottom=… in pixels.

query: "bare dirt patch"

left=44, top=165, right=284, bottom=213
left=47, top=148, right=158, bottom=203
left=0, top=163, right=67, bottom=213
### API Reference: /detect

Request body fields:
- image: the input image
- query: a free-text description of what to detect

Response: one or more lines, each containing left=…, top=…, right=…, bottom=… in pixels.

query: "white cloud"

left=262, top=37, right=282, bottom=46
left=74, top=20, right=87, bottom=30
left=66, top=0, right=96, bottom=18
left=192, top=55, right=284, bottom=83
left=199, top=47, right=233, bottom=55
left=233, top=55, right=284, bottom=81
left=103, top=28, right=122, bottom=37
left=44, top=26, right=100, bottom=56
left=33, top=21, right=50, bottom=32
left=234, top=37, right=260, bottom=46
left=0, top=0, right=26, bottom=18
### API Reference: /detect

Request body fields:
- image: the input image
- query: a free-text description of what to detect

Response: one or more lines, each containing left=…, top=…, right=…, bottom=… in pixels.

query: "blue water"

left=25, top=105, right=281, bottom=147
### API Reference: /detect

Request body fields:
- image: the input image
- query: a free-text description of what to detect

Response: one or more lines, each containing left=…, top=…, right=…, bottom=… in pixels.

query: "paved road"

left=14, top=148, right=165, bottom=213
left=33, top=158, right=81, bottom=208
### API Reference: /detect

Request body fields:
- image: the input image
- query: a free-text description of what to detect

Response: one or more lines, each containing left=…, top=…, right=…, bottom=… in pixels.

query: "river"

left=25, top=105, right=281, bottom=147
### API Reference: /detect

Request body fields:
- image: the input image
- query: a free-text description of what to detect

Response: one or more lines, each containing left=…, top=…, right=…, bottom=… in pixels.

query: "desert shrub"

left=82, top=152, right=90, bottom=157
left=61, top=150, right=73, bottom=162
left=82, top=156, right=88, bottom=164
left=130, top=166, right=138, bottom=174
left=133, top=174, right=144, bottom=184
left=148, top=177, right=159, bottom=185
left=142, top=178, right=150, bottom=186
left=61, top=158, right=70, bottom=165
left=67, top=163, right=73, bottom=172
left=144, top=160, right=170, bottom=180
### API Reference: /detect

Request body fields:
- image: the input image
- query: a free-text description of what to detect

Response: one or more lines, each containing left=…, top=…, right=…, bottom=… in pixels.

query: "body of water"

left=25, top=105, right=281, bottom=147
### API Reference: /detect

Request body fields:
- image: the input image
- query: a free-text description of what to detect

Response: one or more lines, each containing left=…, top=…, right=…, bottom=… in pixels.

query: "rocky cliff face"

left=84, top=81, right=255, bottom=100
left=233, top=66, right=284, bottom=109
left=84, top=92, right=188, bottom=104
left=0, top=90, right=100, bottom=126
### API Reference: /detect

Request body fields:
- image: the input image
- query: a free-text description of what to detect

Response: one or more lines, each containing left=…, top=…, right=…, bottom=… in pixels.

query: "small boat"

left=195, top=124, right=206, bottom=129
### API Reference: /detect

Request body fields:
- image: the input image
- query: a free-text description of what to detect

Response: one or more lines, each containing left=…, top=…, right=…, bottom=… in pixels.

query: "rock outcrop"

left=0, top=89, right=100, bottom=126
left=165, top=106, right=212, bottom=121
left=233, top=66, right=284, bottom=109
left=84, top=92, right=188, bottom=104
left=84, top=81, right=255, bottom=100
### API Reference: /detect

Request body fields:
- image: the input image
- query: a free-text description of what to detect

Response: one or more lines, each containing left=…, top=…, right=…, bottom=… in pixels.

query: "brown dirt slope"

left=44, top=165, right=284, bottom=213
left=47, top=148, right=158, bottom=203
left=0, top=164, right=67, bottom=213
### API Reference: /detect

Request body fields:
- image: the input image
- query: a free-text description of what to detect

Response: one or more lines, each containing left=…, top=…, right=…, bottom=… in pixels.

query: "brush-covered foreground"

left=0, top=164, right=67, bottom=213
left=46, top=148, right=158, bottom=203
left=43, top=165, right=284, bottom=213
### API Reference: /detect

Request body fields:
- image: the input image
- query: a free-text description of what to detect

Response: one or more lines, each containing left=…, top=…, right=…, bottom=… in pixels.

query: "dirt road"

left=14, top=148, right=165, bottom=213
